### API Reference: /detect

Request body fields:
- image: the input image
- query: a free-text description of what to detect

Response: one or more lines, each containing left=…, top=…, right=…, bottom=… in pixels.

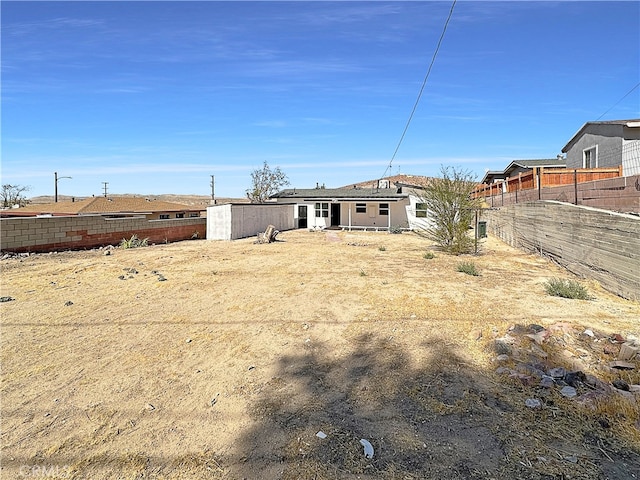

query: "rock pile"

left=491, top=323, right=639, bottom=409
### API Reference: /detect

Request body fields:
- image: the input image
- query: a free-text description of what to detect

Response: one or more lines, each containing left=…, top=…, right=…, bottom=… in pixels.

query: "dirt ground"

left=1, top=230, right=639, bottom=479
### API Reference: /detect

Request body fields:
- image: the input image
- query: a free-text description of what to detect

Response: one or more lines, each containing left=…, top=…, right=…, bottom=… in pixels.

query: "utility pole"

left=210, top=175, right=215, bottom=204
left=102, top=182, right=109, bottom=197
left=54, top=172, right=72, bottom=203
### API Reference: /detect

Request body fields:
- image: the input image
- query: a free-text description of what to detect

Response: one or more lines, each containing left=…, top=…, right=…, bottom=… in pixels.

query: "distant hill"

left=28, top=194, right=249, bottom=207
left=342, top=174, right=433, bottom=189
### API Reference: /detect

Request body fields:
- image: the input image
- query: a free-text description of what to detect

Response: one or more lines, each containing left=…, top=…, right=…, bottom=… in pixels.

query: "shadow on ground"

left=231, top=332, right=640, bottom=480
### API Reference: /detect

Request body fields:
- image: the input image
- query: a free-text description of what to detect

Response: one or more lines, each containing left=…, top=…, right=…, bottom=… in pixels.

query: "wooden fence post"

left=574, top=169, right=578, bottom=205
left=537, top=167, right=542, bottom=200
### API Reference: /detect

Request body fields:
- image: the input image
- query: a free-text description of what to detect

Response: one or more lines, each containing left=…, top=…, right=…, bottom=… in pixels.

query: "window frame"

left=315, top=202, right=329, bottom=218
left=415, top=202, right=428, bottom=218
left=379, top=203, right=389, bottom=216
left=583, top=145, right=598, bottom=168
left=355, top=203, right=366, bottom=213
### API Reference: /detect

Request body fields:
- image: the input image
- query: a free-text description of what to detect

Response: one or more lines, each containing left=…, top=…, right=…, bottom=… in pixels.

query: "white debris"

left=359, top=438, right=374, bottom=459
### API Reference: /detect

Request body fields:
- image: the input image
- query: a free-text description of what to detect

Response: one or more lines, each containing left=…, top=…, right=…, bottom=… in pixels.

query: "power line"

left=381, top=0, right=457, bottom=181
left=596, top=81, right=640, bottom=121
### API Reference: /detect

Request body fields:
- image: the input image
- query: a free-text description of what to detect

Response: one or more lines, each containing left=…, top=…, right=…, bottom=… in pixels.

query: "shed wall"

left=206, top=204, right=295, bottom=240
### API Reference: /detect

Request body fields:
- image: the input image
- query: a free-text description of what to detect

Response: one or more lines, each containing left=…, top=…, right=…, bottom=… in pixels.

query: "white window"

left=176, top=213, right=185, bottom=218
left=159, top=214, right=170, bottom=219
left=583, top=146, right=598, bottom=168
left=415, top=202, right=428, bottom=218
left=379, top=203, right=389, bottom=216
left=315, top=202, right=329, bottom=218
left=355, top=203, right=366, bottom=213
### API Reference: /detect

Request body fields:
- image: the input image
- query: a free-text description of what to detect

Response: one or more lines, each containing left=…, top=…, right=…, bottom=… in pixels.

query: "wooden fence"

left=472, top=167, right=640, bottom=213
left=473, top=166, right=623, bottom=198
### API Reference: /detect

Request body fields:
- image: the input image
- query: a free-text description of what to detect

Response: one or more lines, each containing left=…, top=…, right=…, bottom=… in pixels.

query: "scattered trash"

left=583, top=329, right=594, bottom=337
left=611, top=334, right=626, bottom=343
left=210, top=393, right=220, bottom=406
left=525, top=398, right=542, bottom=409
left=547, top=367, right=566, bottom=379
left=612, top=379, right=630, bottom=391
left=359, top=438, right=374, bottom=459
left=186, top=338, right=192, bottom=343
left=145, top=403, right=156, bottom=411
left=248, top=365, right=255, bottom=371
left=618, top=343, right=638, bottom=361
left=64, top=301, right=74, bottom=307
left=609, top=360, right=635, bottom=370
left=539, top=376, right=555, bottom=388
left=0, top=296, right=15, bottom=303
left=316, top=431, right=327, bottom=439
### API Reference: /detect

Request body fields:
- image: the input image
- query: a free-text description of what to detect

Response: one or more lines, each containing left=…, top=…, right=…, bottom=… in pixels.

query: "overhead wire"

left=380, top=0, right=457, bottom=183
left=595, top=81, right=640, bottom=121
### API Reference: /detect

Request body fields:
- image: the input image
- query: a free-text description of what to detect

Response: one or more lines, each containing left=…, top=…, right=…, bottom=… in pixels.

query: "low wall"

left=481, top=201, right=640, bottom=301
left=207, top=204, right=295, bottom=240
left=0, top=215, right=207, bottom=253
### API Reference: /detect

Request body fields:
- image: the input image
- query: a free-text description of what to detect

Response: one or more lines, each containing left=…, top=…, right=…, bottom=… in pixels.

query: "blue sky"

left=2, top=1, right=639, bottom=199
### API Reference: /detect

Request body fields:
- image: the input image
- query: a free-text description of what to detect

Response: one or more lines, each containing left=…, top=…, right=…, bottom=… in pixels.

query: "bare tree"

left=246, top=161, right=290, bottom=203
left=417, top=166, right=481, bottom=255
left=1, top=184, right=30, bottom=208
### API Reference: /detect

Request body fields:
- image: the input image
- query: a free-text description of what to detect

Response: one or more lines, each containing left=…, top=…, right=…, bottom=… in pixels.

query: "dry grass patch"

left=1, top=230, right=639, bottom=479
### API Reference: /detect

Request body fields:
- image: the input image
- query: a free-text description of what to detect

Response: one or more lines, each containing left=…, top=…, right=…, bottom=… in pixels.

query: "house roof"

left=562, top=119, right=640, bottom=153
left=480, top=158, right=565, bottom=184
left=270, top=187, right=407, bottom=201
left=3, top=197, right=201, bottom=217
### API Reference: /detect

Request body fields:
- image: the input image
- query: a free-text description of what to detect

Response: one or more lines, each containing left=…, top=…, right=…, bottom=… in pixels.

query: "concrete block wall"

left=0, top=215, right=207, bottom=253
left=481, top=201, right=640, bottom=301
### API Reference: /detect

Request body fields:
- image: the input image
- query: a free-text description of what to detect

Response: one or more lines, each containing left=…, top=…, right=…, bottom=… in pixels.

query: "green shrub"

left=456, top=261, right=479, bottom=276
left=120, top=235, right=149, bottom=249
left=417, top=166, right=481, bottom=255
left=544, top=278, right=591, bottom=300
left=378, top=246, right=386, bottom=252
left=423, top=251, right=435, bottom=260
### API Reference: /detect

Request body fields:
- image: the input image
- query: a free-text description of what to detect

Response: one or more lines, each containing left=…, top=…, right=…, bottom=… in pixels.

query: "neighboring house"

left=561, top=119, right=640, bottom=176
left=270, top=176, right=434, bottom=231
left=480, top=158, right=566, bottom=186
left=0, top=196, right=203, bottom=219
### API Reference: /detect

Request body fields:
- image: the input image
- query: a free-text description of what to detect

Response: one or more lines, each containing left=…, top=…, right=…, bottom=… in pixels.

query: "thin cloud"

left=252, top=120, right=287, bottom=128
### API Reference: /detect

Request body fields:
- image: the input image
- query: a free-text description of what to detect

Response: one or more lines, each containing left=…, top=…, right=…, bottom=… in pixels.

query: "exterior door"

left=298, top=205, right=307, bottom=228
left=331, top=203, right=341, bottom=227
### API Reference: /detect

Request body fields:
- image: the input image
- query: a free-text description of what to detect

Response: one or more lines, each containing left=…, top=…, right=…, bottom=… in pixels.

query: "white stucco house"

left=269, top=182, right=434, bottom=232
